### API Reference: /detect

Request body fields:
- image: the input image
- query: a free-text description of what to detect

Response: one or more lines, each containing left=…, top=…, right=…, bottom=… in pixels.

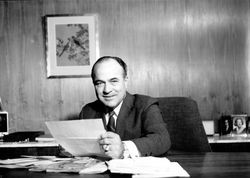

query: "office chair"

left=157, top=97, right=211, bottom=153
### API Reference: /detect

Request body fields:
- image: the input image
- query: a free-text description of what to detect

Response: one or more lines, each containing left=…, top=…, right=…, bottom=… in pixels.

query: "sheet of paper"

left=46, top=119, right=106, bottom=157
left=132, top=162, right=190, bottom=178
left=0, top=158, right=37, bottom=165
left=107, top=156, right=190, bottom=177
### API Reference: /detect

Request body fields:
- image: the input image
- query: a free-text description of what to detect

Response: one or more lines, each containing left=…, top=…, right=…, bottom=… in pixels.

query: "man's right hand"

left=99, top=132, right=125, bottom=159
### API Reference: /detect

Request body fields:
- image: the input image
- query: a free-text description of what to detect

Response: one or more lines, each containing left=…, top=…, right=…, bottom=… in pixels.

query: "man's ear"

left=124, top=75, right=129, bottom=89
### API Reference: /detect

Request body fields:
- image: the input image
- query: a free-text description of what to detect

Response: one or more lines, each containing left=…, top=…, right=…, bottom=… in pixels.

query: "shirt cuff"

left=122, top=141, right=141, bottom=158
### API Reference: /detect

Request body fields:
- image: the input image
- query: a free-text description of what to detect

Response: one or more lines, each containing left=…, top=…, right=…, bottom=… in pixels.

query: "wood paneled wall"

left=0, top=0, right=250, bottom=133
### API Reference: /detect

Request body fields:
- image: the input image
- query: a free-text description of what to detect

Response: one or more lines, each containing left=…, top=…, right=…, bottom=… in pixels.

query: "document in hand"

left=46, top=119, right=106, bottom=157
left=107, top=156, right=190, bottom=177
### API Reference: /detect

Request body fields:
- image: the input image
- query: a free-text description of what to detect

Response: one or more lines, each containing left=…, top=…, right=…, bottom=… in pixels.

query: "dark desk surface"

left=1, top=152, right=250, bottom=178
left=168, top=152, right=250, bottom=178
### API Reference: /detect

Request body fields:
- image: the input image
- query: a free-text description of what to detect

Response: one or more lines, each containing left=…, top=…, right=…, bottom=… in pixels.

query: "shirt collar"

left=113, top=100, right=123, bottom=116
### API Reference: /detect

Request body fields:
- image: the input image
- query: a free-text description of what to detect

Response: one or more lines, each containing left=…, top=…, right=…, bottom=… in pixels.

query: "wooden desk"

left=0, top=142, right=59, bottom=159
left=208, top=135, right=250, bottom=152
left=168, top=152, right=250, bottom=178
left=1, top=153, right=250, bottom=178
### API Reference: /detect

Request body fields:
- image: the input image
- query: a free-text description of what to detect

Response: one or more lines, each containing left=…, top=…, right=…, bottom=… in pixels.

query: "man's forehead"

left=94, top=60, right=123, bottom=79
left=95, top=60, right=124, bottom=74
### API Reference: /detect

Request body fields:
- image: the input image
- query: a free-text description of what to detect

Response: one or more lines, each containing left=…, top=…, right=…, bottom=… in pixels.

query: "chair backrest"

left=157, top=97, right=211, bottom=152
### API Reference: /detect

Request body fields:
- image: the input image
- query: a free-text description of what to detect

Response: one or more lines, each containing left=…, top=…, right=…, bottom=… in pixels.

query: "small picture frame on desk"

left=219, top=115, right=233, bottom=136
left=231, top=114, right=247, bottom=136
left=247, top=116, right=250, bottom=135
left=0, top=111, right=9, bottom=137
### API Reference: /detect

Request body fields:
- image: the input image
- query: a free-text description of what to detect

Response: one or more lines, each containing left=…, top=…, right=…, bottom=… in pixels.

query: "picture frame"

left=45, top=15, right=98, bottom=78
left=247, top=117, right=250, bottom=134
left=219, top=115, right=233, bottom=136
left=0, top=111, right=9, bottom=136
left=231, top=114, right=247, bottom=135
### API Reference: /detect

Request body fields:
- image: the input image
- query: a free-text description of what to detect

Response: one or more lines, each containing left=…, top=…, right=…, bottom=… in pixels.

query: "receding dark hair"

left=91, top=56, right=128, bottom=80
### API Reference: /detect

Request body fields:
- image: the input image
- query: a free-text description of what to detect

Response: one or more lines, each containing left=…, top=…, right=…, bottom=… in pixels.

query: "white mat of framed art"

left=45, top=15, right=98, bottom=78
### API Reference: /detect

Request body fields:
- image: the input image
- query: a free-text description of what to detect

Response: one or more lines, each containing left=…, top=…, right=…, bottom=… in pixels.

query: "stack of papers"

left=107, top=156, right=190, bottom=177
left=35, top=134, right=56, bottom=142
left=0, top=156, right=189, bottom=176
left=0, top=156, right=108, bottom=174
left=0, top=157, right=43, bottom=169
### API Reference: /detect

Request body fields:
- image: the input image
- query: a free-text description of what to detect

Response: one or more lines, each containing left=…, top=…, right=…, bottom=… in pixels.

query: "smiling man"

left=79, top=56, right=171, bottom=159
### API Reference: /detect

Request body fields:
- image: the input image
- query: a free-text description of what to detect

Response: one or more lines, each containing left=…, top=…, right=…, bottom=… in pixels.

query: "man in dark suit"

left=79, top=56, right=171, bottom=159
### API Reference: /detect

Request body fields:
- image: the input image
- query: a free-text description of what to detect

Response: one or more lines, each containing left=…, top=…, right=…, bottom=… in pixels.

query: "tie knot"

left=109, top=111, right=115, bottom=117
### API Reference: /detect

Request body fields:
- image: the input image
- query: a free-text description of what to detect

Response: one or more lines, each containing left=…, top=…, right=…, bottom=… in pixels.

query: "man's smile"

left=103, top=95, right=116, bottom=100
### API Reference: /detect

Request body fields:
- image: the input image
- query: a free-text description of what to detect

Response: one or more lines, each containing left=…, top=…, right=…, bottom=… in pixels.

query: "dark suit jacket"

left=79, top=92, right=171, bottom=156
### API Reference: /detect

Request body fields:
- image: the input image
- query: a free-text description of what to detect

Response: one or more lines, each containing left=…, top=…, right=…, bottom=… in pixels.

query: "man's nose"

left=103, top=83, right=112, bottom=93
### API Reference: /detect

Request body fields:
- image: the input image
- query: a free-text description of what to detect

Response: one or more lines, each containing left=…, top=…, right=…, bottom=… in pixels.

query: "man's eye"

left=111, top=80, right=119, bottom=84
left=95, top=82, right=104, bottom=86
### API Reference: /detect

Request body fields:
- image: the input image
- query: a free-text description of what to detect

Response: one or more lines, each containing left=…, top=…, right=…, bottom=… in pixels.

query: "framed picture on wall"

left=45, top=15, right=98, bottom=78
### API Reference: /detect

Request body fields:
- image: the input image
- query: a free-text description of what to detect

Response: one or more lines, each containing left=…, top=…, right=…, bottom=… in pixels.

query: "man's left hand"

left=99, top=132, right=124, bottom=159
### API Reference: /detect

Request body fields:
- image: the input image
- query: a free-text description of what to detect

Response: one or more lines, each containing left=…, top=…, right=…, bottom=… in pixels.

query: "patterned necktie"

left=107, top=111, right=116, bottom=132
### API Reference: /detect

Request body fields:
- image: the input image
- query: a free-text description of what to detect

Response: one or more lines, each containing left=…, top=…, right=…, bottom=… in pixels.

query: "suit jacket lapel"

left=94, top=112, right=107, bottom=130
left=116, top=93, right=134, bottom=138
left=91, top=101, right=108, bottom=130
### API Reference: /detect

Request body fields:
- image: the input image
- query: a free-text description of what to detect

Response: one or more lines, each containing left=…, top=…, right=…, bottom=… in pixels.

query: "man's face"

left=92, top=59, right=128, bottom=109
